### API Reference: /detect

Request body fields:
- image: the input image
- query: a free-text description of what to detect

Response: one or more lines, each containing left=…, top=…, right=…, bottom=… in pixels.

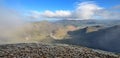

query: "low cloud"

left=0, top=7, right=24, bottom=31
left=111, top=5, right=120, bottom=10
left=96, top=5, right=120, bottom=19
left=97, top=10, right=120, bottom=19
left=28, top=1, right=120, bottom=20
left=0, top=6, right=25, bottom=44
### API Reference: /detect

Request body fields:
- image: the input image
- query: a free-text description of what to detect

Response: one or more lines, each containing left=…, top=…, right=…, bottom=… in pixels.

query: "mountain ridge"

left=55, top=25, right=120, bottom=53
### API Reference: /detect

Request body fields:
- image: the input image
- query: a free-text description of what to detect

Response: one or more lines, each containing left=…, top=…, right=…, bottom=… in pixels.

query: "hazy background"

left=0, top=0, right=120, bottom=53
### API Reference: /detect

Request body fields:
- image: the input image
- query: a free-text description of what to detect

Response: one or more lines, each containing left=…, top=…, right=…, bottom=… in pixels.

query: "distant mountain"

left=54, top=20, right=120, bottom=27
left=54, top=25, right=120, bottom=53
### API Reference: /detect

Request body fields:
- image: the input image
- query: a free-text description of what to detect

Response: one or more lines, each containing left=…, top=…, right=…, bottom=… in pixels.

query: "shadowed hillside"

left=54, top=25, right=120, bottom=53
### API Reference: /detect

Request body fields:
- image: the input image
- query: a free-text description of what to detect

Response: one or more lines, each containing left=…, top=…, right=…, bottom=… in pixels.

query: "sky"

left=0, top=0, right=120, bottom=21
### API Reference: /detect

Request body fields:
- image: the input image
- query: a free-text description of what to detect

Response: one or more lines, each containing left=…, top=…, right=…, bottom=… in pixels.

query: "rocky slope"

left=0, top=43, right=119, bottom=58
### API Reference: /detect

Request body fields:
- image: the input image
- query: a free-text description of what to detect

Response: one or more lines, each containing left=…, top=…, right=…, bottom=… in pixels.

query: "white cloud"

left=29, top=10, right=41, bottom=19
left=75, top=1, right=102, bottom=19
left=41, top=10, right=72, bottom=18
left=28, top=1, right=120, bottom=20
left=29, top=10, right=72, bottom=19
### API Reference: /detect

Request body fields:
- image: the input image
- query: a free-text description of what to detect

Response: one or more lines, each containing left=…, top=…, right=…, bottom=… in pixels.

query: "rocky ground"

left=0, top=43, right=119, bottom=58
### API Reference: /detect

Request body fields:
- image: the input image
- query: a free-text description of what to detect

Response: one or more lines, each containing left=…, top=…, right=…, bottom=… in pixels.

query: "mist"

left=0, top=6, right=26, bottom=44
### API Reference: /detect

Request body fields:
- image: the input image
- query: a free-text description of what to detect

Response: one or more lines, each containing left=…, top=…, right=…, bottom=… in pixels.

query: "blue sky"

left=1, top=0, right=77, bottom=11
left=1, top=0, right=120, bottom=11
left=0, top=0, right=120, bottom=20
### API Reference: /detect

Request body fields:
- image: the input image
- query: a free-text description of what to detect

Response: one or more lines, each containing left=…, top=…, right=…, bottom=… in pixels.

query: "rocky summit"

left=0, top=43, right=119, bottom=58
